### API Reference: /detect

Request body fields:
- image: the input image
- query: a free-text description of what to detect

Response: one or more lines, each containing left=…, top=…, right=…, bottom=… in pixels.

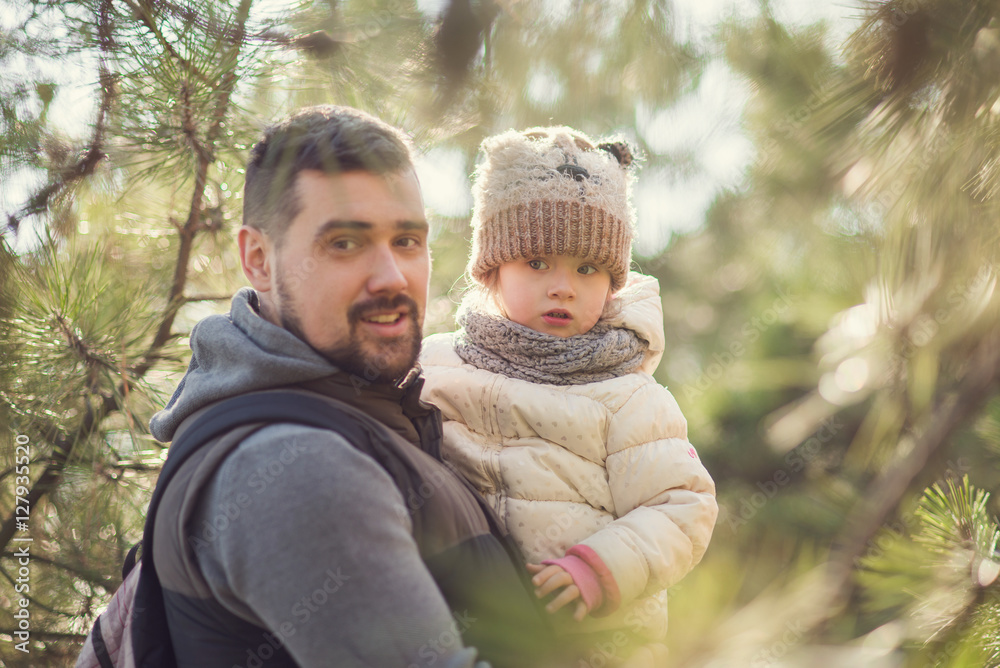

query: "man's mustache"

left=348, top=294, right=421, bottom=325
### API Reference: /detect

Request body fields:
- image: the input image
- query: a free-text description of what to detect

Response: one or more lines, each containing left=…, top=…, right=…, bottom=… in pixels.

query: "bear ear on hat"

left=597, top=141, right=635, bottom=169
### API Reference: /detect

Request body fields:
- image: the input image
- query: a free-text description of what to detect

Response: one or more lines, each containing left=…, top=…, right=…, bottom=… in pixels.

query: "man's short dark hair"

left=243, top=105, right=415, bottom=244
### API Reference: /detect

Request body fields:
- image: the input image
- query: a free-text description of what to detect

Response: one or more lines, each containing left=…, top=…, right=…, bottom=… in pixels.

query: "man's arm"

left=195, top=423, right=482, bottom=668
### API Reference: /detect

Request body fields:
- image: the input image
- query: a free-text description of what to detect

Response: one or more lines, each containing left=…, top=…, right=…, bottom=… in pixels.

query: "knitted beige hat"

left=467, top=127, right=636, bottom=292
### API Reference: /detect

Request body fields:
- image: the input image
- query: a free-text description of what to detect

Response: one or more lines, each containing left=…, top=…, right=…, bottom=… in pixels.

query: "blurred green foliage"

left=3, top=0, right=1000, bottom=665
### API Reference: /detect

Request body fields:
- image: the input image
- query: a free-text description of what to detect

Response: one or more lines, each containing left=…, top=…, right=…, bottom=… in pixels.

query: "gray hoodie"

left=150, top=288, right=483, bottom=668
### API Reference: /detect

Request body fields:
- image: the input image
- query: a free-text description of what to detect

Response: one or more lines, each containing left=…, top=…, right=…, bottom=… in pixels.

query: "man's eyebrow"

left=315, top=220, right=371, bottom=235
left=314, top=219, right=429, bottom=237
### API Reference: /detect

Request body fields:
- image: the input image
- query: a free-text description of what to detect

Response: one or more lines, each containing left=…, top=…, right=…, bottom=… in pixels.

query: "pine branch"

left=1, top=551, right=118, bottom=592
left=0, top=393, right=117, bottom=553
left=677, top=335, right=1000, bottom=667
left=104, top=461, right=163, bottom=474
left=0, top=562, right=81, bottom=617
left=5, top=71, right=114, bottom=235
left=52, top=313, right=121, bottom=383
left=131, top=0, right=259, bottom=47
left=120, top=0, right=201, bottom=81
left=0, top=0, right=255, bottom=558
left=830, top=331, right=1000, bottom=591
left=138, top=0, right=253, bottom=369
left=0, top=629, right=87, bottom=641
left=6, top=0, right=117, bottom=236
left=183, top=293, right=236, bottom=302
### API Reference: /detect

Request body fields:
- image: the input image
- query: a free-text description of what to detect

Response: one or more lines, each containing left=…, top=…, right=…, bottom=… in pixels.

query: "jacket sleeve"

left=196, top=424, right=483, bottom=668
left=576, top=382, right=718, bottom=615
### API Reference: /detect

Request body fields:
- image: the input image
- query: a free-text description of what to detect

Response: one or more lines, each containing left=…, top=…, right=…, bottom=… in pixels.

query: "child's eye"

left=578, top=264, right=598, bottom=275
left=528, top=259, right=549, bottom=270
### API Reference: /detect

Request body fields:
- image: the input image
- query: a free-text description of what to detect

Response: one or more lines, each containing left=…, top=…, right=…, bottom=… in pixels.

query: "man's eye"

left=396, top=237, right=420, bottom=248
left=528, top=259, right=549, bottom=270
left=330, top=238, right=359, bottom=251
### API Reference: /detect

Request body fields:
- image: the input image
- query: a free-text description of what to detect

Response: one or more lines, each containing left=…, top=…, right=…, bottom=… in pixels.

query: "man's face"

left=249, top=169, right=430, bottom=382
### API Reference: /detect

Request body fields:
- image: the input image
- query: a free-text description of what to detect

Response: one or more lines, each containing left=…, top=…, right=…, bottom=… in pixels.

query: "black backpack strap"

left=122, top=542, right=141, bottom=580
left=145, top=391, right=382, bottom=551
left=132, top=390, right=383, bottom=666
left=89, top=616, right=115, bottom=668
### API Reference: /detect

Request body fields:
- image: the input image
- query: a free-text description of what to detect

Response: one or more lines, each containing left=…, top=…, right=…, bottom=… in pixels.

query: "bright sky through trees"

left=1, top=0, right=862, bottom=256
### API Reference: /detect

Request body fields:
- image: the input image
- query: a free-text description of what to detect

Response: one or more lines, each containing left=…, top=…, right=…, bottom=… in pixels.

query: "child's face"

left=495, top=255, right=613, bottom=337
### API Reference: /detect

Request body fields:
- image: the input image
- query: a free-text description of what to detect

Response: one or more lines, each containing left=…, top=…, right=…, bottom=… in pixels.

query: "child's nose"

left=547, top=269, right=576, bottom=300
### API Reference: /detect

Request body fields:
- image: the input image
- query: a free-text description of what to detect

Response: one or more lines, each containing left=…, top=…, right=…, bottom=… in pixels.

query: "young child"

left=420, top=127, right=718, bottom=667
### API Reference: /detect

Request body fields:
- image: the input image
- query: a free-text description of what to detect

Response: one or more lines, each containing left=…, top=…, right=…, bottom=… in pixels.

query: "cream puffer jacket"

left=420, top=272, right=718, bottom=640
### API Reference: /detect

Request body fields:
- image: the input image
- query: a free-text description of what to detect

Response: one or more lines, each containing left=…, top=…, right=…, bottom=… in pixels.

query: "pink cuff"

left=542, top=554, right=604, bottom=612
left=566, top=544, right=621, bottom=616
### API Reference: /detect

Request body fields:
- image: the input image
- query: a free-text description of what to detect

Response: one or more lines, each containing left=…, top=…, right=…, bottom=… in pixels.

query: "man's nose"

left=366, top=246, right=408, bottom=294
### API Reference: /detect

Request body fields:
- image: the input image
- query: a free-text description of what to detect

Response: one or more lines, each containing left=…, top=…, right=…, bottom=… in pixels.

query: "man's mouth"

left=361, top=312, right=405, bottom=324
left=349, top=294, right=419, bottom=333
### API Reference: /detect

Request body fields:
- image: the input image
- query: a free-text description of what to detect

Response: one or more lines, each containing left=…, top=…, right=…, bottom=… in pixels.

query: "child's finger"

left=530, top=564, right=563, bottom=588
left=544, top=584, right=581, bottom=614
left=534, top=569, right=574, bottom=597
left=572, top=600, right=588, bottom=622
left=526, top=563, right=544, bottom=574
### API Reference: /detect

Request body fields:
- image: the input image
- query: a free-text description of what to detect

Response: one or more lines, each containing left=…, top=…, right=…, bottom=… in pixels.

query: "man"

left=148, top=106, right=553, bottom=667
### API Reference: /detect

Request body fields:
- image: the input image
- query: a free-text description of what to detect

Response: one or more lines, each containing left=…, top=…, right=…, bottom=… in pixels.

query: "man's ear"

left=238, top=225, right=274, bottom=292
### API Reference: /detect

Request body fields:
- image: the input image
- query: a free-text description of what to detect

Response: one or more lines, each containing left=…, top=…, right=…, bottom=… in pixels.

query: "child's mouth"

left=543, top=310, right=572, bottom=322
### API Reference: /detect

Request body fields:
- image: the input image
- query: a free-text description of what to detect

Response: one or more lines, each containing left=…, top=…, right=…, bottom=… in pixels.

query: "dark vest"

left=153, top=377, right=559, bottom=668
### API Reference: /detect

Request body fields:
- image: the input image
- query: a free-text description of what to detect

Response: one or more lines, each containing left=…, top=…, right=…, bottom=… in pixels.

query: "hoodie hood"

left=149, top=288, right=340, bottom=442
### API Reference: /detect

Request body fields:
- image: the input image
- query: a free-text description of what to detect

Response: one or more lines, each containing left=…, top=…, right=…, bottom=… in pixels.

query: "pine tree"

left=659, top=0, right=1000, bottom=664
left=860, top=476, right=1000, bottom=665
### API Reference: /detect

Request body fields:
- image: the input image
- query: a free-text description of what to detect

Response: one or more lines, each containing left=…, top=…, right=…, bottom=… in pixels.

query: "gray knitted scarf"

left=454, top=310, right=648, bottom=385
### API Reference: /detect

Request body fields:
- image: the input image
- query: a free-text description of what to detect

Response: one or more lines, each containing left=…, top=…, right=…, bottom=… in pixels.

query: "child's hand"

left=526, top=563, right=589, bottom=621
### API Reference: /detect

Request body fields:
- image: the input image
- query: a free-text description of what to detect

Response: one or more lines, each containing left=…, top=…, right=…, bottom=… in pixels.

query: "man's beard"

left=276, top=277, right=422, bottom=384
